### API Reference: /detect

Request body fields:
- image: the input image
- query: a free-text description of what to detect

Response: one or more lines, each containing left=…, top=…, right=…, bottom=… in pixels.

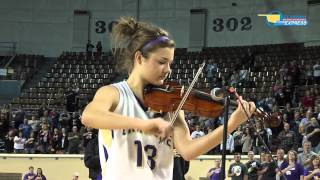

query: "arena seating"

left=9, top=43, right=320, bottom=109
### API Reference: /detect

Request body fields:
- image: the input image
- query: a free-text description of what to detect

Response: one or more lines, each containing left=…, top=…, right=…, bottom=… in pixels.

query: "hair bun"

left=122, top=17, right=139, bottom=36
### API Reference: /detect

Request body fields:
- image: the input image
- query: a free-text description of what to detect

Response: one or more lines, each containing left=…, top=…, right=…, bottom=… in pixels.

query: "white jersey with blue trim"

left=98, top=81, right=174, bottom=180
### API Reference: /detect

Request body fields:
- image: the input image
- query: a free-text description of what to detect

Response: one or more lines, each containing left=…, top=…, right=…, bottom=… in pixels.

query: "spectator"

left=0, top=111, right=9, bottom=139
left=283, top=103, right=294, bottom=122
left=297, top=124, right=308, bottom=151
left=220, top=134, right=234, bottom=154
left=4, top=130, right=15, bottom=153
left=252, top=122, right=268, bottom=154
left=276, top=148, right=289, bottom=178
left=229, top=70, right=240, bottom=87
left=279, top=63, right=288, bottom=83
left=19, top=118, right=32, bottom=139
left=207, top=159, right=221, bottom=180
left=305, top=64, right=314, bottom=85
left=49, top=108, right=60, bottom=130
left=72, top=172, right=80, bottom=180
left=300, top=110, right=313, bottom=126
left=23, top=166, right=36, bottom=180
left=277, top=150, right=304, bottom=180
left=13, top=107, right=25, bottom=129
left=297, top=141, right=317, bottom=169
left=313, top=62, right=320, bottom=84
left=190, top=125, right=205, bottom=139
left=96, top=41, right=102, bottom=56
left=54, top=89, right=65, bottom=107
left=239, top=65, right=249, bottom=86
left=288, top=60, right=301, bottom=86
left=233, top=126, right=243, bottom=153
left=66, top=86, right=79, bottom=112
left=172, top=148, right=189, bottom=180
left=305, top=117, right=320, bottom=153
left=28, top=115, right=41, bottom=138
left=39, top=110, right=51, bottom=129
left=14, top=131, right=26, bottom=153
left=25, top=132, right=36, bottom=154
left=263, top=123, right=273, bottom=147
left=241, top=127, right=253, bottom=154
left=38, top=124, right=51, bottom=153
left=34, top=168, right=47, bottom=180
left=303, top=90, right=316, bottom=109
left=205, top=59, right=218, bottom=84
left=84, top=131, right=101, bottom=180
left=69, top=112, right=81, bottom=131
left=50, top=128, right=61, bottom=153
left=68, top=126, right=81, bottom=154
left=245, top=151, right=261, bottom=180
left=56, top=127, right=68, bottom=154
left=37, top=103, right=48, bottom=118
left=303, top=155, right=320, bottom=180
left=82, top=127, right=94, bottom=148
left=59, top=108, right=70, bottom=130
left=228, top=153, right=248, bottom=180
left=86, top=40, right=94, bottom=59
left=290, top=111, right=301, bottom=135
left=259, top=153, right=277, bottom=180
left=277, top=123, right=297, bottom=152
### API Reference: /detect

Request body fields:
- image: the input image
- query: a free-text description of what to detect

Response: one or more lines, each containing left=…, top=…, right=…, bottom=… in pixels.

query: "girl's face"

left=288, top=151, right=296, bottom=161
left=312, top=157, right=320, bottom=167
left=139, top=47, right=174, bottom=86
left=37, top=168, right=42, bottom=174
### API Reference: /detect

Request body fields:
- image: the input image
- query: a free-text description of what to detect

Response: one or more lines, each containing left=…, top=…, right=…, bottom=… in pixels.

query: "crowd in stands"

left=207, top=148, right=320, bottom=180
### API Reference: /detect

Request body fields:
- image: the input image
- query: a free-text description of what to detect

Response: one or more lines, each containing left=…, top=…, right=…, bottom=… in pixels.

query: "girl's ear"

left=134, top=51, right=143, bottom=65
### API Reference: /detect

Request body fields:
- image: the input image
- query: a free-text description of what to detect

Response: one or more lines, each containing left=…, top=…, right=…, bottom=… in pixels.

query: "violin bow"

left=168, top=62, right=206, bottom=126
left=232, top=89, right=288, bottom=180
left=159, top=62, right=205, bottom=144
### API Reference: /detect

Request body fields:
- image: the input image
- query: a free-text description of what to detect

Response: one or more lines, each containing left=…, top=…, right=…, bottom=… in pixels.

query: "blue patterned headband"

left=141, top=36, right=170, bottom=53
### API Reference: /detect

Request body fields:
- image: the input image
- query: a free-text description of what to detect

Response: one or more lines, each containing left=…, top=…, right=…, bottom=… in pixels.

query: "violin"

left=144, top=83, right=224, bottom=118
left=144, top=83, right=271, bottom=122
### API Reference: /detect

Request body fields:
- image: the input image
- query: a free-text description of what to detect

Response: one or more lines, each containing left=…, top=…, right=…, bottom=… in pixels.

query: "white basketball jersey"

left=98, top=81, right=174, bottom=180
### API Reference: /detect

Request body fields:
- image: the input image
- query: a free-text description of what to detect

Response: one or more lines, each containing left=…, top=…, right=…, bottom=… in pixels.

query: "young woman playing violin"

left=81, top=16, right=256, bottom=180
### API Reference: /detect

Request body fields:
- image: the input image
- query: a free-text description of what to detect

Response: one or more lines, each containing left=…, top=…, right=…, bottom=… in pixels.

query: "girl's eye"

left=159, top=61, right=166, bottom=65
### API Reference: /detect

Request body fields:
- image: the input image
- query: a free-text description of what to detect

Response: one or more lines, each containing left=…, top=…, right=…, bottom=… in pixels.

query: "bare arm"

left=81, top=85, right=171, bottom=137
left=173, top=98, right=255, bottom=161
left=304, top=169, right=320, bottom=180
left=82, top=86, right=144, bottom=129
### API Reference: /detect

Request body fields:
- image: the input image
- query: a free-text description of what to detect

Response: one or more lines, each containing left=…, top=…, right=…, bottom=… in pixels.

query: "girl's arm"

left=173, top=98, right=255, bottom=160
left=81, top=85, right=171, bottom=137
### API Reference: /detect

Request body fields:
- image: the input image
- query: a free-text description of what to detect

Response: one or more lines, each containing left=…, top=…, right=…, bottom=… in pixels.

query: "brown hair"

left=287, top=150, right=298, bottom=162
left=111, top=17, right=175, bottom=74
left=309, top=155, right=320, bottom=170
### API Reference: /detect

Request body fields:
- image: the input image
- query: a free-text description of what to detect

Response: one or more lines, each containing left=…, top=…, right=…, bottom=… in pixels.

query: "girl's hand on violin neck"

left=232, top=96, right=256, bottom=125
left=141, top=118, right=173, bottom=139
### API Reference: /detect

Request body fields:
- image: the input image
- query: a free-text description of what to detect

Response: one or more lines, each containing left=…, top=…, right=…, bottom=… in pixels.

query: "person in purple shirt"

left=304, top=155, right=320, bottom=180
left=34, top=168, right=47, bottom=180
left=277, top=150, right=304, bottom=180
left=23, top=166, right=36, bottom=180
left=207, top=159, right=221, bottom=180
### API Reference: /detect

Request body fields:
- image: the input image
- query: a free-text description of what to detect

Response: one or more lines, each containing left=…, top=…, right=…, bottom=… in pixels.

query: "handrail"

left=0, top=42, right=17, bottom=56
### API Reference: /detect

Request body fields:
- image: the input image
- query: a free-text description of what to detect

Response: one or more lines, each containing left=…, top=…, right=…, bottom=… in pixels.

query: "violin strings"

left=169, top=62, right=206, bottom=127
left=159, top=63, right=205, bottom=144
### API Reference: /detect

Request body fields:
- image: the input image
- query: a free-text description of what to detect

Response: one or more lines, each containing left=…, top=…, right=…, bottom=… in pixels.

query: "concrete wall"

left=0, top=154, right=259, bottom=180
left=0, top=0, right=317, bottom=57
